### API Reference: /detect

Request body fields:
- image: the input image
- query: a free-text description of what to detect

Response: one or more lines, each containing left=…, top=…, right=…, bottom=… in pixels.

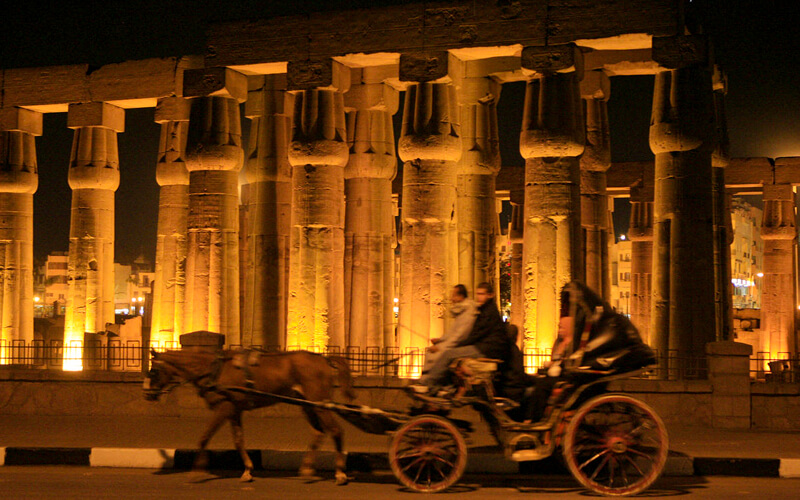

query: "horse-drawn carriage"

left=144, top=348, right=668, bottom=496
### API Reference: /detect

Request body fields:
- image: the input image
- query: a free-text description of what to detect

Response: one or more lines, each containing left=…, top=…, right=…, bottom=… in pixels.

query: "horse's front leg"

left=229, top=410, right=254, bottom=482
left=194, top=401, right=234, bottom=475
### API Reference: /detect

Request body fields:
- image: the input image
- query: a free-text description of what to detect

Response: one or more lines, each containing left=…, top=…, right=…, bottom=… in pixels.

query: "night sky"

left=2, top=1, right=799, bottom=263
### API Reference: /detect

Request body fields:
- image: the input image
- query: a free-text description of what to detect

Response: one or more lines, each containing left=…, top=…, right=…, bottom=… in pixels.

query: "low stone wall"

left=751, top=383, right=800, bottom=431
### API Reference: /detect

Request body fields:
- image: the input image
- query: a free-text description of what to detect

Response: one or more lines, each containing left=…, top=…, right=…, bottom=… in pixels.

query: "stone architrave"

left=397, top=52, right=461, bottom=373
left=338, top=60, right=399, bottom=349
left=241, top=74, right=291, bottom=348
left=649, top=36, right=717, bottom=368
left=182, top=68, right=246, bottom=345
left=449, top=52, right=507, bottom=297
left=628, top=172, right=654, bottom=344
left=63, top=102, right=123, bottom=370
left=0, top=108, right=41, bottom=360
left=150, top=97, right=190, bottom=350
left=519, top=45, right=585, bottom=354
left=712, top=67, right=733, bottom=342
left=286, top=86, right=349, bottom=350
left=760, top=183, right=797, bottom=358
left=580, top=71, right=612, bottom=298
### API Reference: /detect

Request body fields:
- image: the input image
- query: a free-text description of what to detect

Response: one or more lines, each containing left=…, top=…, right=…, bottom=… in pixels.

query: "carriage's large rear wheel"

left=389, top=415, right=467, bottom=493
left=562, top=394, right=668, bottom=496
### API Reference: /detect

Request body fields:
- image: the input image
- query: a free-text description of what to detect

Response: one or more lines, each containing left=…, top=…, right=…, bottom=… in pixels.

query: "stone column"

left=0, top=108, right=40, bottom=361
left=628, top=172, right=654, bottom=344
left=63, top=102, right=123, bottom=370
left=508, top=191, right=524, bottom=343
left=760, top=183, right=797, bottom=358
left=449, top=54, right=504, bottom=295
left=338, top=60, right=399, bottom=348
left=150, top=97, right=190, bottom=350
left=649, top=36, right=716, bottom=367
left=286, top=60, right=349, bottom=350
left=519, top=45, right=585, bottom=353
left=712, top=67, right=734, bottom=342
left=182, top=68, right=246, bottom=345
left=241, top=74, right=291, bottom=348
left=396, top=53, right=461, bottom=372
left=580, top=71, right=612, bottom=298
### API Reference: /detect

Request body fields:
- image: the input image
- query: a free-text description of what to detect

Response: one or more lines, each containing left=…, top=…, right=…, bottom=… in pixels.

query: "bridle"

left=144, top=352, right=227, bottom=399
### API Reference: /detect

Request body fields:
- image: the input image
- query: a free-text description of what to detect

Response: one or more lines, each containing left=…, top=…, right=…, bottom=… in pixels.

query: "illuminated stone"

left=286, top=88, right=349, bottom=350
left=150, top=97, right=190, bottom=349
left=519, top=46, right=585, bottom=354
left=183, top=69, right=246, bottom=344
left=64, top=102, right=123, bottom=370
left=628, top=174, right=654, bottom=344
left=338, top=59, right=399, bottom=348
left=241, top=74, right=291, bottom=347
left=397, top=77, right=461, bottom=370
left=0, top=108, right=40, bottom=363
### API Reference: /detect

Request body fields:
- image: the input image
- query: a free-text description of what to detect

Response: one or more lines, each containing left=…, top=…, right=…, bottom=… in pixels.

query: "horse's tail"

left=327, top=356, right=356, bottom=402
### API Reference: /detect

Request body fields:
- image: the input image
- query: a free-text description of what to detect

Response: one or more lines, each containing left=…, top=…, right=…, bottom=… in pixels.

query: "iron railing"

left=751, top=352, right=799, bottom=383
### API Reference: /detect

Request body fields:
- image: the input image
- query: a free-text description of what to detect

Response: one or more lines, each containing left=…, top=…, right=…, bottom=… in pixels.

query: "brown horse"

left=143, top=348, right=355, bottom=484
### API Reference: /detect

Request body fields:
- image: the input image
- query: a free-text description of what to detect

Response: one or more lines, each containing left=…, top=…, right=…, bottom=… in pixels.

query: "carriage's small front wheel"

left=389, top=415, right=467, bottom=493
left=562, top=394, right=668, bottom=496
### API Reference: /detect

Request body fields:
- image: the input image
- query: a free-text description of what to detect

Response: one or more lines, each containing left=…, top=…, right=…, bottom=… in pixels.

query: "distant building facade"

left=609, top=237, right=632, bottom=316
left=730, top=198, right=763, bottom=310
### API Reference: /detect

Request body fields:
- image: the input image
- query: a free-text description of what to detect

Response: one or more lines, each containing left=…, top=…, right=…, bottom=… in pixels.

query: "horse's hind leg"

left=194, top=402, right=234, bottom=475
left=299, top=406, right=326, bottom=478
left=229, top=410, right=254, bottom=482
left=317, top=409, right=348, bottom=485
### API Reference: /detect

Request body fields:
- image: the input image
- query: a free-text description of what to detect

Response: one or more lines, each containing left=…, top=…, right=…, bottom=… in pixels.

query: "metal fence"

left=751, top=352, right=799, bottom=383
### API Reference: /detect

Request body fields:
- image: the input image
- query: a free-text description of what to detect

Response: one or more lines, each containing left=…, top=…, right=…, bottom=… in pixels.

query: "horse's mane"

left=157, top=349, right=217, bottom=378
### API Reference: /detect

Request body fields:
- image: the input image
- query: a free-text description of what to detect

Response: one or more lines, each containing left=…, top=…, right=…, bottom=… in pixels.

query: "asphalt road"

left=1, top=467, right=800, bottom=499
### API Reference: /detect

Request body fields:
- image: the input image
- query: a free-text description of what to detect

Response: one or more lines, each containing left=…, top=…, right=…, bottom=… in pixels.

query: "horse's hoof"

left=335, top=472, right=349, bottom=486
left=298, top=466, right=315, bottom=477
left=240, top=471, right=253, bottom=482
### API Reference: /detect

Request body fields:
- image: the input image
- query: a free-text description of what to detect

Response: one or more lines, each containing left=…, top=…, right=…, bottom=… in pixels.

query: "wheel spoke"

left=627, top=447, right=657, bottom=462
left=623, top=453, right=647, bottom=477
left=401, top=457, right=425, bottom=473
left=579, top=449, right=610, bottom=471
left=589, top=454, right=611, bottom=481
left=396, top=449, right=425, bottom=460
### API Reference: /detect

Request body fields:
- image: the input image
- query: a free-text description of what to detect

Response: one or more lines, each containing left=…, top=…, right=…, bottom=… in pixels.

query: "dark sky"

left=2, top=1, right=799, bottom=261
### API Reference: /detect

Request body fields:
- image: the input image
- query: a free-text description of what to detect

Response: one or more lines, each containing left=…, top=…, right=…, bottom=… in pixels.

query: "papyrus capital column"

left=241, top=74, right=291, bottom=348
left=628, top=171, right=654, bottom=344
left=397, top=52, right=461, bottom=372
left=150, top=97, right=190, bottom=349
left=519, top=44, right=585, bottom=354
left=760, top=183, right=797, bottom=358
left=0, top=108, right=41, bottom=361
left=286, top=59, right=349, bottom=350
left=183, top=68, right=246, bottom=345
left=650, top=35, right=716, bottom=368
left=64, top=102, right=123, bottom=370
left=580, top=70, right=612, bottom=298
left=337, top=57, right=399, bottom=349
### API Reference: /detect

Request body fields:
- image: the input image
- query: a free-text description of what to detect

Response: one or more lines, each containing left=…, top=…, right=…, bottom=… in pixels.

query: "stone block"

left=712, top=376, right=750, bottom=396
left=521, top=44, right=583, bottom=74
left=399, top=51, right=449, bottom=82
left=67, top=102, right=125, bottom=132
left=287, top=59, right=334, bottom=91
left=0, top=107, right=43, bottom=135
left=179, top=330, right=225, bottom=349
left=580, top=70, right=610, bottom=100
left=651, top=35, right=710, bottom=69
left=706, top=340, right=752, bottom=357
left=713, top=416, right=751, bottom=430
left=154, top=97, right=191, bottom=123
left=183, top=67, right=247, bottom=102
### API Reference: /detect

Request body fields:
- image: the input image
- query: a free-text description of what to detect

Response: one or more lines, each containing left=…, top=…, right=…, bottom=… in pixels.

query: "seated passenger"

left=525, top=281, right=655, bottom=423
left=409, top=281, right=509, bottom=395
left=420, top=284, right=477, bottom=375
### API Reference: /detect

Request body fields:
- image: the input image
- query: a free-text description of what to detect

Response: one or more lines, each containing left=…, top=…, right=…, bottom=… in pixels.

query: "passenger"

left=409, top=281, right=509, bottom=395
left=524, top=281, right=655, bottom=423
left=420, top=284, right=478, bottom=375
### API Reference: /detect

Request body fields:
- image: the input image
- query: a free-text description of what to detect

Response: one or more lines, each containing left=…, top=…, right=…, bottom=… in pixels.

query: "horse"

left=143, top=348, right=355, bottom=484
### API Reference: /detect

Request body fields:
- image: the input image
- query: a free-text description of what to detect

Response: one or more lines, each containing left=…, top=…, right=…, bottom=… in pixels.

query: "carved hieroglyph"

left=63, top=102, right=123, bottom=370
left=0, top=108, right=40, bottom=360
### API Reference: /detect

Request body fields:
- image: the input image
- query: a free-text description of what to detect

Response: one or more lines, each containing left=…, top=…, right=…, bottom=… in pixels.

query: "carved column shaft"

left=0, top=108, right=40, bottom=358
left=342, top=66, right=398, bottom=348
left=64, top=103, right=122, bottom=369
left=150, top=97, right=190, bottom=349
left=241, top=75, right=291, bottom=347
left=649, top=43, right=717, bottom=362
left=286, top=89, right=349, bottom=349
left=508, top=193, right=524, bottom=341
left=397, top=81, right=461, bottom=364
left=760, top=184, right=797, bottom=358
left=628, top=178, right=654, bottom=344
left=519, top=70, right=584, bottom=353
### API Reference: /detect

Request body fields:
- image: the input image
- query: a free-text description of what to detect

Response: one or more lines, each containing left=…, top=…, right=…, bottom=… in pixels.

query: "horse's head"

left=143, top=349, right=181, bottom=401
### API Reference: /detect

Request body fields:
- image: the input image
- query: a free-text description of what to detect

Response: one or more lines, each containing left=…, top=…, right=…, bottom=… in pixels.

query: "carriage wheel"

left=562, top=394, right=668, bottom=496
left=389, top=415, right=467, bottom=493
